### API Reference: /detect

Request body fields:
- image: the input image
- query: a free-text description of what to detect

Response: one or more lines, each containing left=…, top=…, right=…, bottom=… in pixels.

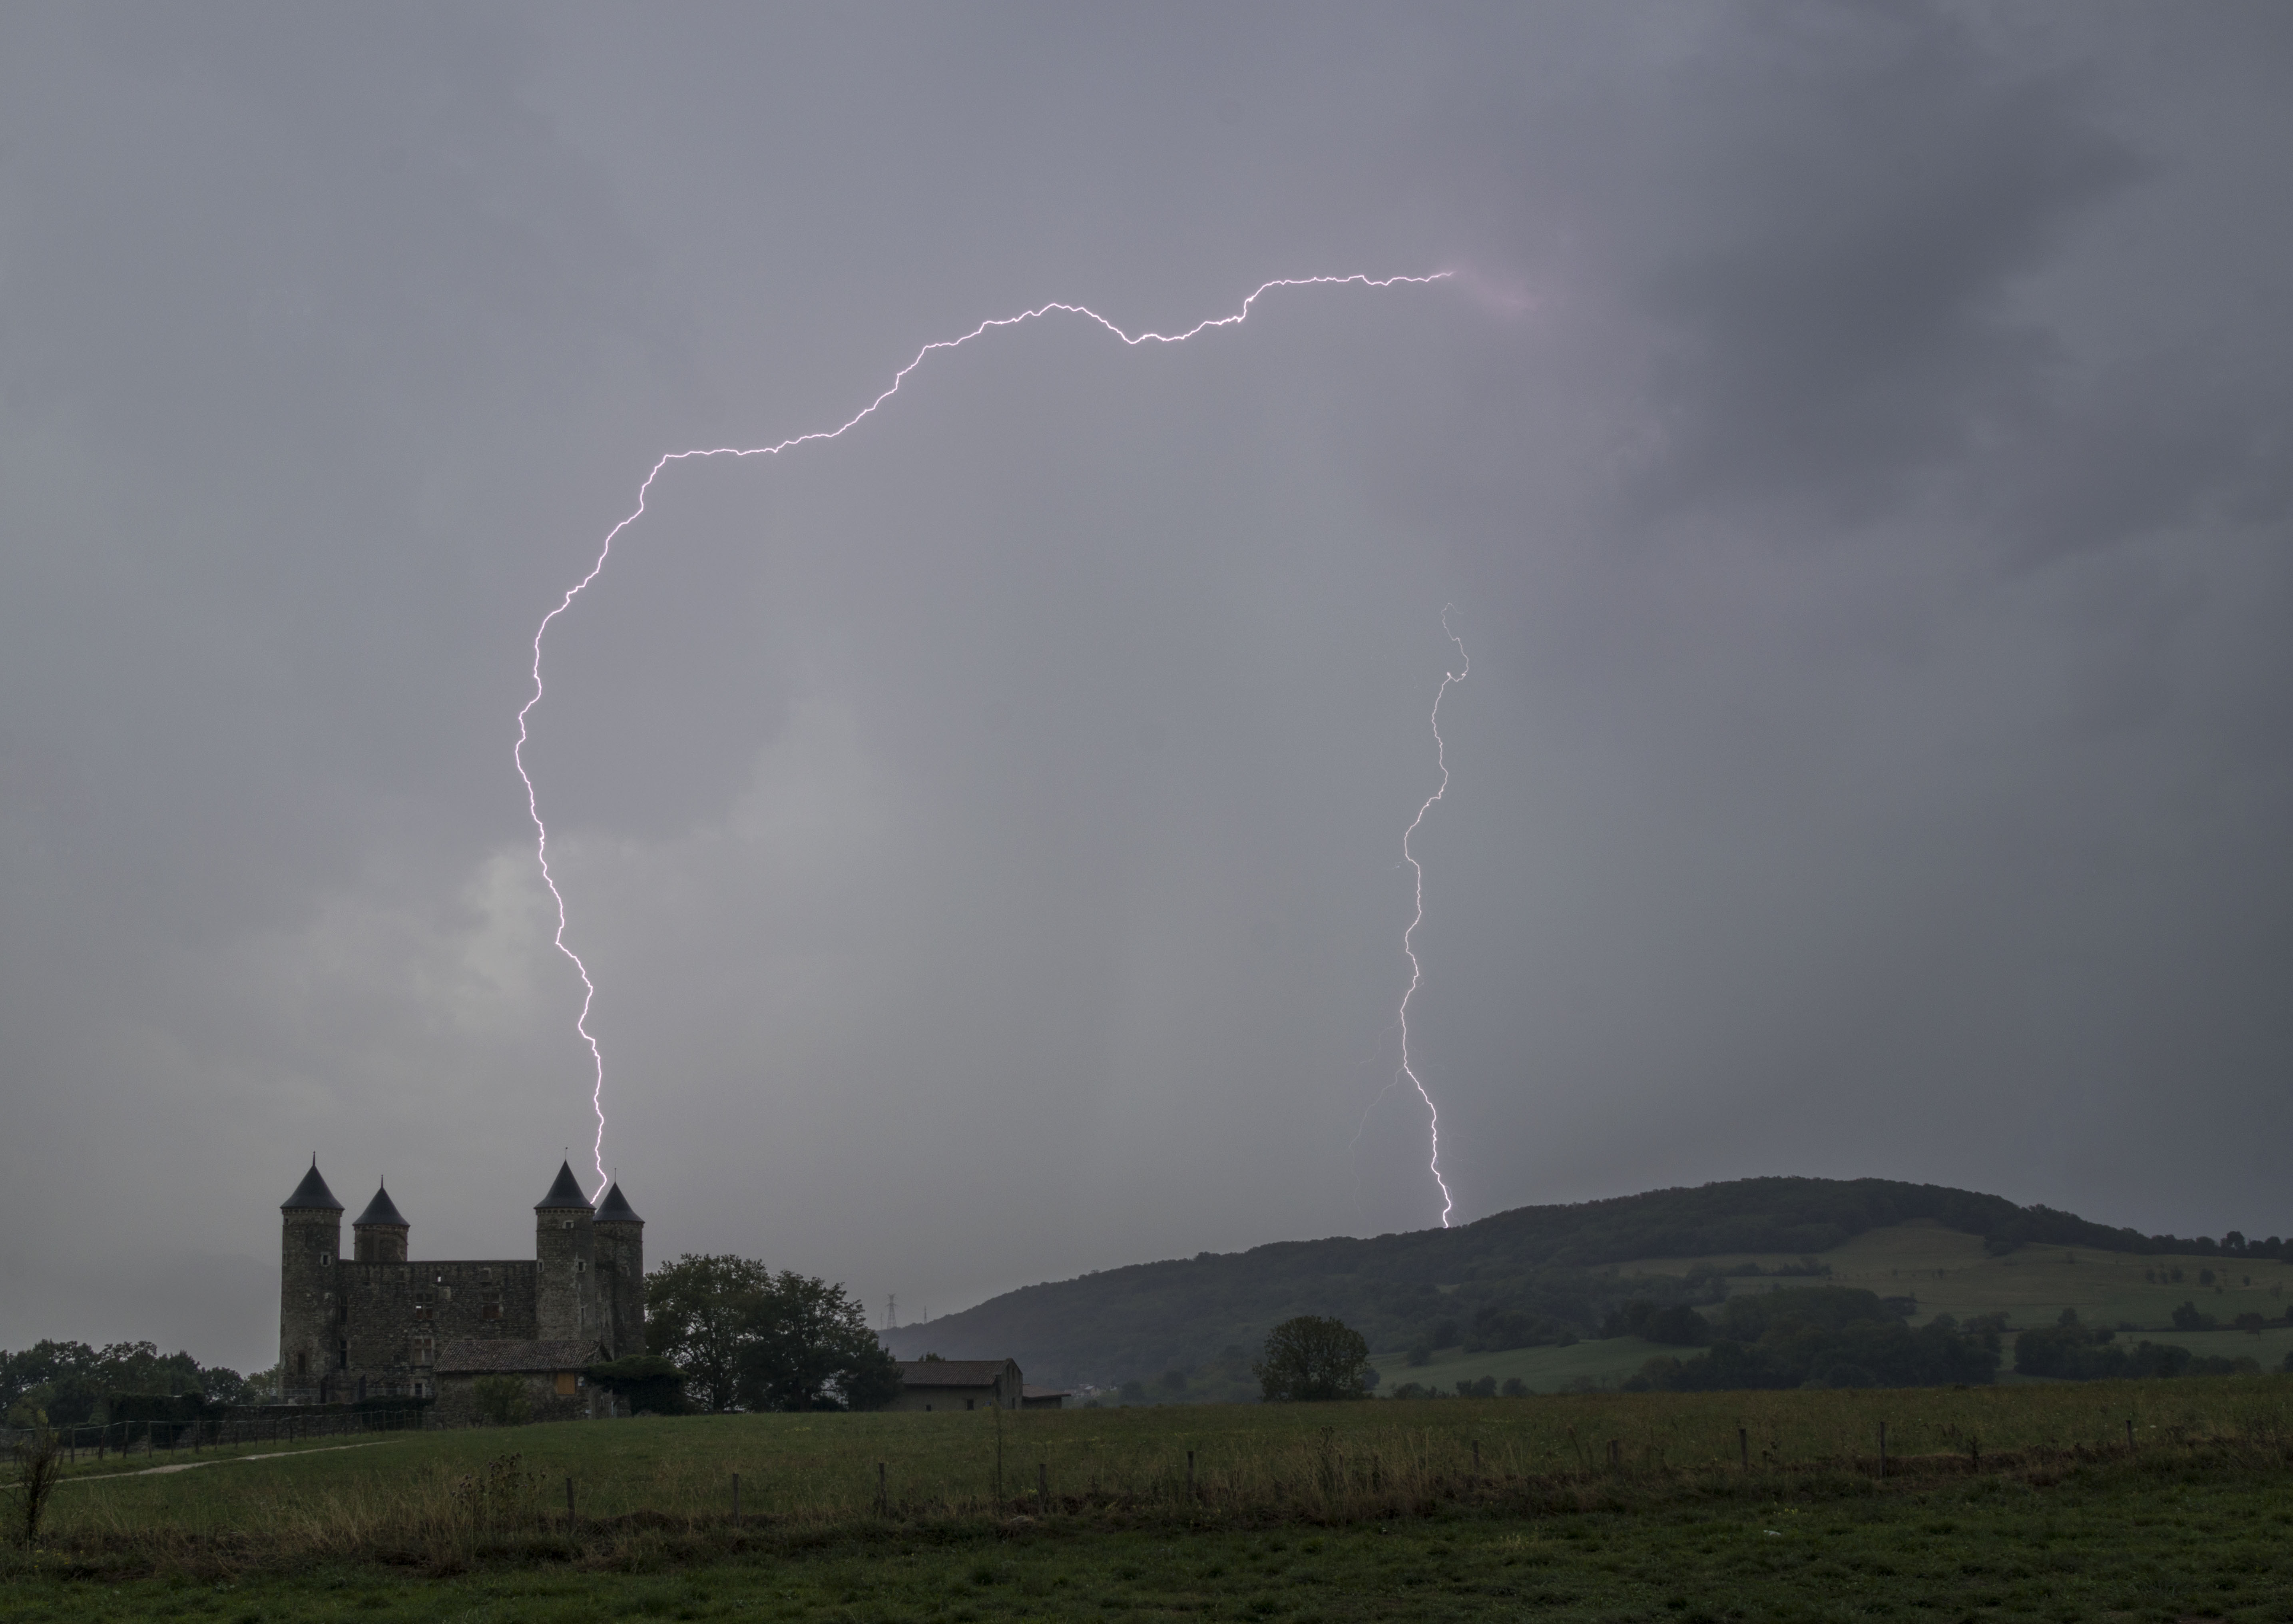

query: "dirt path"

left=64, top=1439, right=390, bottom=1483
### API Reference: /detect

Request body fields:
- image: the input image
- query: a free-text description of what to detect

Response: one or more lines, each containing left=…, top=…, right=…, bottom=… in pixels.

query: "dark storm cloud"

left=1, top=3, right=2287, bottom=1370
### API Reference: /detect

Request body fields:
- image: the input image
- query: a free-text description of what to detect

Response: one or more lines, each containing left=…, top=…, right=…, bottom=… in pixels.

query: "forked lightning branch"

left=514, top=272, right=1458, bottom=1206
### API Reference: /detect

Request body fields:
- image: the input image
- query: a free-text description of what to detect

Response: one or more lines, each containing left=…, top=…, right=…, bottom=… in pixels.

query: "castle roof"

left=535, top=1160, right=595, bottom=1211
left=281, top=1159, right=343, bottom=1212
left=595, top=1181, right=642, bottom=1224
left=353, top=1181, right=409, bottom=1227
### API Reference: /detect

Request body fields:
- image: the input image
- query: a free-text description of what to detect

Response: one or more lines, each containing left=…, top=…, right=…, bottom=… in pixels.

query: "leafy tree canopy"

left=0, top=1340, right=260, bottom=1427
left=1254, top=1315, right=1373, bottom=1403
left=643, top=1254, right=899, bottom=1412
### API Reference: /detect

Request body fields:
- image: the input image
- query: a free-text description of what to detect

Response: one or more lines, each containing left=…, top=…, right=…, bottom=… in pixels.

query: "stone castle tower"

left=278, top=1157, right=643, bottom=1409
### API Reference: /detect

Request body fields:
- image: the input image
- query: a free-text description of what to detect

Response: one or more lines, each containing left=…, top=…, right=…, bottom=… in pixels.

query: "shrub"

left=5, top=1429, right=64, bottom=1547
left=1500, top=1377, right=1528, bottom=1397
left=584, top=1354, right=689, bottom=1416
left=471, top=1375, right=531, bottom=1427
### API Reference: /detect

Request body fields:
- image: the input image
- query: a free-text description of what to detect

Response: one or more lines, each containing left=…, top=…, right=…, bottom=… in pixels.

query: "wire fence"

left=3, top=1405, right=431, bottom=1463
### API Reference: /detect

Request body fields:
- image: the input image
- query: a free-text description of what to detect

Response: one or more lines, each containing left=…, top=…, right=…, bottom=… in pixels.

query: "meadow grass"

left=10, top=1377, right=2291, bottom=1585
left=6, top=1425, right=2292, bottom=1620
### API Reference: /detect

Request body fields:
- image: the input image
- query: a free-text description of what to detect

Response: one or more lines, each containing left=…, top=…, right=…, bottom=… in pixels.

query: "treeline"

left=2, top=1341, right=268, bottom=1427
left=2012, top=1310, right=2279, bottom=1381
left=1619, top=1288, right=2002, bottom=1392
left=883, top=1175, right=2281, bottom=1386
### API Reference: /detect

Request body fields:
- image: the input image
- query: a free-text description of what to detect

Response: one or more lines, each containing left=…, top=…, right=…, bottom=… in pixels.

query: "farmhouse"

left=886, top=1358, right=1024, bottom=1411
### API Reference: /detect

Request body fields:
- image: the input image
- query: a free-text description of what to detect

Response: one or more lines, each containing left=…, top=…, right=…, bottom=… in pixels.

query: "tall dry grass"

left=10, top=1377, right=2291, bottom=1579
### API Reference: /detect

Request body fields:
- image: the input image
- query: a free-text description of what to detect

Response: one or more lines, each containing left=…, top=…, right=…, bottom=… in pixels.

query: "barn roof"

left=896, top=1359, right=1018, bottom=1387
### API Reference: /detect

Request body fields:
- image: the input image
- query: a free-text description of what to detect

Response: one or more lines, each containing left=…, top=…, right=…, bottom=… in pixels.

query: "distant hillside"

left=880, top=1176, right=2271, bottom=1387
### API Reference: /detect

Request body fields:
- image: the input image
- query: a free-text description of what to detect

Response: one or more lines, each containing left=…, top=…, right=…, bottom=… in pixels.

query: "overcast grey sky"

left=3, top=3, right=2288, bottom=1373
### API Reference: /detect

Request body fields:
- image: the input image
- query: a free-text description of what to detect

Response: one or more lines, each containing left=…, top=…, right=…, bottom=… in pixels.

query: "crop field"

left=7, top=1377, right=2293, bottom=1620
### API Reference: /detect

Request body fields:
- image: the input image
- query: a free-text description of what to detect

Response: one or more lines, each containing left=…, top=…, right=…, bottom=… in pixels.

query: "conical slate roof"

left=595, top=1181, right=642, bottom=1224
left=535, top=1160, right=595, bottom=1211
left=281, top=1159, right=343, bottom=1211
left=353, top=1181, right=409, bottom=1227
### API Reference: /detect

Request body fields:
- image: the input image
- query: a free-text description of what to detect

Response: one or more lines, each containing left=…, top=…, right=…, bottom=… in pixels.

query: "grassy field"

left=1626, top=1219, right=2293, bottom=1331
left=8, top=1377, right=2293, bottom=1606
left=8, top=1460, right=2293, bottom=1622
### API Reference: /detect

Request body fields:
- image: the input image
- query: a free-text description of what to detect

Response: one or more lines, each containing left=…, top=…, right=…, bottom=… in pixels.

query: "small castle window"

left=320, top=1253, right=332, bottom=1267
left=574, top=1259, right=586, bottom=1273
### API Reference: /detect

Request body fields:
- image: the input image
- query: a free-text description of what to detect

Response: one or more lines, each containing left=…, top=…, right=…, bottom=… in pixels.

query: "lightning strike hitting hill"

left=1397, top=608, right=1468, bottom=1226
left=515, top=272, right=1452, bottom=1194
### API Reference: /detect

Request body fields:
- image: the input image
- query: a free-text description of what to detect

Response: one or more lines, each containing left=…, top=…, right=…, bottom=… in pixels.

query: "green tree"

left=735, top=1271, right=903, bottom=1412
left=644, top=1254, right=772, bottom=1411
left=1253, top=1315, right=1372, bottom=1402
left=584, top=1354, right=689, bottom=1415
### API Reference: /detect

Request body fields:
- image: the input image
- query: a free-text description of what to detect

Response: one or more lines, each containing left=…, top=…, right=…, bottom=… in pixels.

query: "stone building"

left=885, top=1358, right=1024, bottom=1411
left=277, top=1157, right=643, bottom=1417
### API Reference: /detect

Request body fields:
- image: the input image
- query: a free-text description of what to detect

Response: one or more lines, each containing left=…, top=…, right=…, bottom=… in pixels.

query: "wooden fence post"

left=877, top=1461, right=887, bottom=1514
left=2125, top=1419, right=2136, bottom=1453
left=1186, top=1450, right=1195, bottom=1502
left=1038, top=1463, right=1048, bottom=1505
left=566, top=1477, right=576, bottom=1540
left=1878, top=1422, right=1887, bottom=1481
left=1739, top=1428, right=1748, bottom=1471
left=732, top=1473, right=740, bottom=1528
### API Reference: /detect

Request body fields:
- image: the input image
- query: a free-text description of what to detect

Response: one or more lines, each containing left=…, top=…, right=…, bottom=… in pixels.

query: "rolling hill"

left=878, top=1176, right=2285, bottom=1387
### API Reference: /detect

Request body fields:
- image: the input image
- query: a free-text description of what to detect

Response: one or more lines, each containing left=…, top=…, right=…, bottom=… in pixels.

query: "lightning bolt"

left=514, top=272, right=1455, bottom=1194
left=1397, top=607, right=1468, bottom=1226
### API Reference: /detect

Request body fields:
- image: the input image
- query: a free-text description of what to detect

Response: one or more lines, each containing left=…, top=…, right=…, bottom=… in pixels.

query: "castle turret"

left=352, top=1180, right=409, bottom=1263
left=592, top=1180, right=645, bottom=1359
left=534, top=1161, right=596, bottom=1343
left=279, top=1158, right=343, bottom=1403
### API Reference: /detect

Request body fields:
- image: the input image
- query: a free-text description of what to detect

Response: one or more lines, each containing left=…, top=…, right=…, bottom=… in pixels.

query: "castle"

left=279, top=1158, right=643, bottom=1422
